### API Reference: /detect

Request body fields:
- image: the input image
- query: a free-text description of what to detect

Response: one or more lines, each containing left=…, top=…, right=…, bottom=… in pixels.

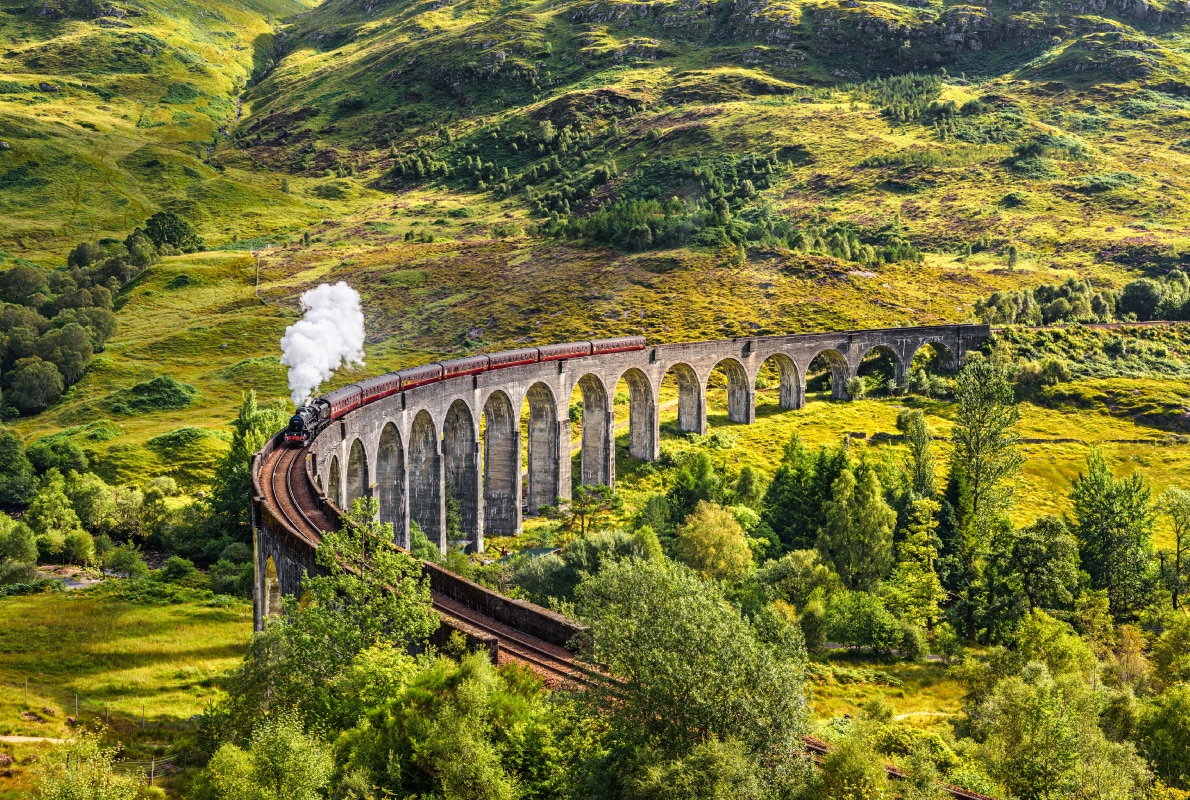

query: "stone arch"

left=756, top=352, right=802, bottom=411
left=857, top=344, right=907, bottom=390
left=805, top=349, right=850, bottom=400
left=327, top=455, right=342, bottom=508
left=443, top=399, right=481, bottom=550
left=263, top=555, right=282, bottom=618
left=661, top=362, right=704, bottom=435
left=483, top=390, right=519, bottom=539
left=524, top=382, right=562, bottom=514
left=376, top=423, right=407, bottom=546
left=409, top=410, right=443, bottom=552
left=615, top=367, right=658, bottom=461
left=345, top=438, right=369, bottom=509
left=910, top=341, right=959, bottom=371
left=707, top=357, right=754, bottom=424
left=574, top=374, right=613, bottom=488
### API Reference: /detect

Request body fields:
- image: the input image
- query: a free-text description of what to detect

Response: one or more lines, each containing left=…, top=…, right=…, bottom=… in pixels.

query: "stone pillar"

left=581, top=396, right=615, bottom=489
left=556, top=418, right=572, bottom=502
left=483, top=399, right=520, bottom=542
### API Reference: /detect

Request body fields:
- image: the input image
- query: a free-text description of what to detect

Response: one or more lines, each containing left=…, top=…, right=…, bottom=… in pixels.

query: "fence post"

left=150, top=758, right=155, bottom=787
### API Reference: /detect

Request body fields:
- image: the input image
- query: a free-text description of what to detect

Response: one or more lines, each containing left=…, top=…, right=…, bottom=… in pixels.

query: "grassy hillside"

left=5, top=0, right=1190, bottom=495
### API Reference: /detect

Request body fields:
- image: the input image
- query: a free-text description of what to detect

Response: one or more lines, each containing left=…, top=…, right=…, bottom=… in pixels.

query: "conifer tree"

left=887, top=496, right=945, bottom=628
left=816, top=464, right=896, bottom=591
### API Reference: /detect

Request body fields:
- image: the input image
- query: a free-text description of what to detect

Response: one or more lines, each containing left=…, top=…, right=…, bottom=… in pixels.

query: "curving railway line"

left=259, top=441, right=581, bottom=685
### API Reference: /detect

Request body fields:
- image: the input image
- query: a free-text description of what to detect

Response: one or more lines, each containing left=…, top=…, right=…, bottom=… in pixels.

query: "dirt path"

left=0, top=735, right=66, bottom=744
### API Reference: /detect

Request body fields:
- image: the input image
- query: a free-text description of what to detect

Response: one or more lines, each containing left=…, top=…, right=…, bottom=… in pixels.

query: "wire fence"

left=1, top=675, right=208, bottom=784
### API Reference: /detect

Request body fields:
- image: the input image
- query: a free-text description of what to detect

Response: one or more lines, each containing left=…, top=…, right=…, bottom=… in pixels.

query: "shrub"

left=1078, top=172, right=1143, bottom=192
left=62, top=530, right=95, bottom=566
left=105, top=542, right=149, bottom=578
left=900, top=621, right=929, bottom=662
left=113, top=375, right=197, bottom=414
left=799, top=596, right=828, bottom=653
left=826, top=591, right=902, bottom=653
left=162, top=555, right=196, bottom=581
left=845, top=376, right=867, bottom=400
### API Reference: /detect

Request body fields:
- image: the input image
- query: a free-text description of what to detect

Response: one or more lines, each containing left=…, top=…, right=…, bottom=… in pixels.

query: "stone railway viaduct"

left=266, top=324, right=987, bottom=571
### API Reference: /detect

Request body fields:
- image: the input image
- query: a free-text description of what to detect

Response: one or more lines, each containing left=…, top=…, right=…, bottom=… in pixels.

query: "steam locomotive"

left=283, top=336, right=647, bottom=447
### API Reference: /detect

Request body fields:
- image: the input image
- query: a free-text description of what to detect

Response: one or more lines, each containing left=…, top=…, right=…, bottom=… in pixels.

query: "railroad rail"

left=259, top=441, right=581, bottom=683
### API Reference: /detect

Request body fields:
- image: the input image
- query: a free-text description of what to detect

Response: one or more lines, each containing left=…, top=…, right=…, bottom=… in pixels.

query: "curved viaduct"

left=252, top=323, right=988, bottom=634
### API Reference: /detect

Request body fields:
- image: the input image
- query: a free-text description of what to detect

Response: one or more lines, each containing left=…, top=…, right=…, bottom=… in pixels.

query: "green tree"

left=334, top=653, right=577, bottom=800
left=1069, top=450, right=1154, bottom=617
left=813, top=734, right=891, bottom=800
left=630, top=737, right=772, bottom=800
left=205, top=391, right=289, bottom=545
left=31, top=729, right=142, bottom=800
left=950, top=361, right=1022, bottom=638
left=673, top=500, right=753, bottom=581
left=951, top=361, right=1022, bottom=537
left=666, top=452, right=724, bottom=525
left=26, top=469, right=83, bottom=540
left=216, top=498, right=437, bottom=735
left=104, top=541, right=149, bottom=579
left=975, top=666, right=1149, bottom=800
left=1136, top=684, right=1190, bottom=789
left=898, top=409, right=937, bottom=498
left=541, top=483, right=623, bottom=536
left=0, top=426, right=37, bottom=506
left=63, top=471, right=114, bottom=533
left=1159, top=487, right=1190, bottom=608
left=761, top=434, right=848, bottom=551
left=26, top=437, right=88, bottom=476
left=995, top=516, right=1079, bottom=614
left=143, top=211, right=201, bottom=252
left=816, top=465, right=896, bottom=591
left=1150, top=612, right=1190, bottom=689
left=196, top=713, right=331, bottom=800
left=732, top=465, right=767, bottom=509
left=574, top=558, right=808, bottom=763
left=886, top=497, right=945, bottom=628
left=9, top=358, right=64, bottom=412
left=1118, top=278, right=1165, bottom=321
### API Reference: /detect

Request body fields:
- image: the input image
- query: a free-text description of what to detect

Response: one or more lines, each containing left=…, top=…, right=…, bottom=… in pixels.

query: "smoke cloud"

left=280, top=282, right=366, bottom=407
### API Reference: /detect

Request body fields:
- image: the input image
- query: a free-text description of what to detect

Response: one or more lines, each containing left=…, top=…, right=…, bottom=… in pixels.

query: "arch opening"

left=570, top=374, right=613, bottom=489
left=443, top=400, right=481, bottom=550
left=483, top=391, right=519, bottom=539
left=376, top=423, right=407, bottom=547
left=263, top=555, right=282, bottom=618
left=345, top=438, right=370, bottom=509
left=910, top=341, right=959, bottom=372
left=614, top=368, right=657, bottom=461
left=706, top=358, right=752, bottom=425
left=409, top=410, right=443, bottom=553
left=806, top=349, right=849, bottom=400
left=523, top=382, right=561, bottom=514
left=327, top=455, right=342, bottom=508
left=856, top=345, right=905, bottom=396
left=755, top=353, right=802, bottom=414
left=659, top=362, right=703, bottom=435
left=907, top=342, right=958, bottom=398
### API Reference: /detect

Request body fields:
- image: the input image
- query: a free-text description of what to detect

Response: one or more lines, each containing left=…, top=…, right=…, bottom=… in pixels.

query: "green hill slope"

left=6, top=0, right=1190, bottom=488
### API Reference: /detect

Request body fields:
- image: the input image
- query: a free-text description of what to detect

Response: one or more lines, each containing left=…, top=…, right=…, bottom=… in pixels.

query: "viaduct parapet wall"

left=296, top=324, right=989, bottom=557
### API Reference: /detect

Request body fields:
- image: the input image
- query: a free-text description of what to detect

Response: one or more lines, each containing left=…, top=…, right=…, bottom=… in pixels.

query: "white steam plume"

left=280, top=282, right=366, bottom=407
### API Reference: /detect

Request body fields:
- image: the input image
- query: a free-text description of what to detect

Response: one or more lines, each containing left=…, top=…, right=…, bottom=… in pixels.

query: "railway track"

left=261, top=442, right=582, bottom=684
left=430, top=594, right=580, bottom=683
